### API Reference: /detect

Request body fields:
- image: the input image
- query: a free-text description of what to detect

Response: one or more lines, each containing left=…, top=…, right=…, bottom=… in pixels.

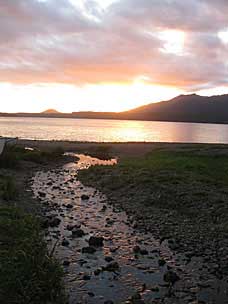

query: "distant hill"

left=42, top=109, right=60, bottom=114
left=120, top=94, right=228, bottom=123
left=2, top=93, right=228, bottom=124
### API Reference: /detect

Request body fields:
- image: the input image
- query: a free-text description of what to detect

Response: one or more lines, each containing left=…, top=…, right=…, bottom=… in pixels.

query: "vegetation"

left=0, top=207, right=65, bottom=304
left=79, top=146, right=228, bottom=257
left=0, top=145, right=64, bottom=168
left=0, top=144, right=66, bottom=303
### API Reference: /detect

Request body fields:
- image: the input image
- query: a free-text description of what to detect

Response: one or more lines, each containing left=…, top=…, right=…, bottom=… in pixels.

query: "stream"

left=31, top=154, right=228, bottom=304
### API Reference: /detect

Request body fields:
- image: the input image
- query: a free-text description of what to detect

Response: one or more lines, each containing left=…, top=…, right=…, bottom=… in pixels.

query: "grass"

left=0, top=207, right=66, bottom=304
left=0, top=175, right=18, bottom=201
left=0, top=145, right=65, bottom=168
left=79, top=146, right=228, bottom=252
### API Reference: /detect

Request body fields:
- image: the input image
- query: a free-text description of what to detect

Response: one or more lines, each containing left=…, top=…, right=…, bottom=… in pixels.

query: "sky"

left=0, top=0, right=228, bottom=113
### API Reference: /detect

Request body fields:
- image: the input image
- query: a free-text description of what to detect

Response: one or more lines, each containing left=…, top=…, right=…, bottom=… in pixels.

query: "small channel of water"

left=31, top=154, right=227, bottom=304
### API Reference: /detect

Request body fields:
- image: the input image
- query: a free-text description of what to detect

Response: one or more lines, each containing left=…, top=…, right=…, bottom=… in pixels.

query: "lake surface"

left=1, top=116, right=228, bottom=143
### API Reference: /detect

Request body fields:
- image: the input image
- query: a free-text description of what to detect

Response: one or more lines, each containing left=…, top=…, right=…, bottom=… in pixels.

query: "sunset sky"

left=1, top=0, right=228, bottom=113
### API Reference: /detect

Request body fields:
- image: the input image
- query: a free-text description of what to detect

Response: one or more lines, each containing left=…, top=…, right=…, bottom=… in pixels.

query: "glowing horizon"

left=1, top=0, right=228, bottom=113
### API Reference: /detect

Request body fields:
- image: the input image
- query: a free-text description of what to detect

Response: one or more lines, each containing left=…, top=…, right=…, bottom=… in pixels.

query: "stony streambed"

left=31, top=154, right=228, bottom=304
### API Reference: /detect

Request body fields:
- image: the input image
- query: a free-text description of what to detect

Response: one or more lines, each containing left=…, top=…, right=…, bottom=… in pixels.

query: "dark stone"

left=49, top=217, right=61, bottom=227
left=103, top=262, right=120, bottom=272
left=94, top=268, right=102, bottom=276
left=89, top=236, right=104, bottom=247
left=88, top=292, right=95, bottom=297
left=82, top=246, right=96, bottom=254
left=38, top=191, right=46, bottom=198
left=105, top=256, right=114, bottom=262
left=133, top=245, right=141, bottom=253
left=81, top=194, right=90, bottom=200
left=163, top=270, right=180, bottom=285
left=140, top=249, right=148, bottom=255
left=158, top=258, right=166, bottom=266
left=104, top=301, right=114, bottom=304
left=62, top=239, right=70, bottom=247
left=82, top=274, right=91, bottom=281
left=63, top=260, right=70, bottom=266
left=72, top=228, right=85, bottom=238
left=66, top=204, right=73, bottom=209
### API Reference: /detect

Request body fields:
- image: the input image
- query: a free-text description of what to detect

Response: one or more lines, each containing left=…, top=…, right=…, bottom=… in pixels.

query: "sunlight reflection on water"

left=1, top=117, right=228, bottom=143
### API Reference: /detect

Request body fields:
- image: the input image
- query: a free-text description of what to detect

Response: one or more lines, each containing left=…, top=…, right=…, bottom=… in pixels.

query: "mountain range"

left=1, top=93, right=228, bottom=124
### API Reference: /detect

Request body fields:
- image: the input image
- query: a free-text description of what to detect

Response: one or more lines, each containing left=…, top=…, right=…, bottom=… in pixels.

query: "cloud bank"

left=0, top=0, right=228, bottom=90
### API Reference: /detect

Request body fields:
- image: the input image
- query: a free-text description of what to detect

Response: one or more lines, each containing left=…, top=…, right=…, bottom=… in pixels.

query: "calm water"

left=1, top=116, right=228, bottom=143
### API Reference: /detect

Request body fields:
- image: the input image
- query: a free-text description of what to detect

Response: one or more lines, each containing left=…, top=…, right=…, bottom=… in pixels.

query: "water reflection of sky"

left=1, top=117, right=228, bottom=143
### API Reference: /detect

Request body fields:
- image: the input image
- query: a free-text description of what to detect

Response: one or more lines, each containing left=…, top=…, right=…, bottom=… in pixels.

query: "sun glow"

left=0, top=82, right=183, bottom=113
left=160, top=30, right=185, bottom=55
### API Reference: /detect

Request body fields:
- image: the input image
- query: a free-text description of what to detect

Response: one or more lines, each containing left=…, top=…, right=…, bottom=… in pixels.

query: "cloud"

left=0, top=0, right=228, bottom=90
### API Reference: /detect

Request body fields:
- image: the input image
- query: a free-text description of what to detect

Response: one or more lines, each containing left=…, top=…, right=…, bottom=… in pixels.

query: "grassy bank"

left=0, top=207, right=65, bottom=304
left=79, top=145, right=228, bottom=274
left=0, top=145, right=66, bottom=303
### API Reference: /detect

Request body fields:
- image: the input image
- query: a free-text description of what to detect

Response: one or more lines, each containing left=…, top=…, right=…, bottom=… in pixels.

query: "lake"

left=1, top=116, right=228, bottom=143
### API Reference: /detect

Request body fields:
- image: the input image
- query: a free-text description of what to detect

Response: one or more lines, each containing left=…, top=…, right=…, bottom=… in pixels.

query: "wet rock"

left=140, top=249, right=148, bottom=255
left=94, top=268, right=102, bottom=276
left=72, top=228, right=85, bottom=238
left=38, top=191, right=46, bottom=198
left=66, top=223, right=81, bottom=231
left=163, top=270, right=180, bottom=285
left=133, top=245, right=148, bottom=255
left=82, top=274, right=91, bottom=281
left=81, top=194, right=90, bottom=200
left=110, top=246, right=119, bottom=253
left=100, top=205, right=107, bottom=212
left=158, top=258, right=166, bottom=266
left=133, top=245, right=141, bottom=254
left=89, top=236, right=104, bottom=247
left=82, top=246, right=96, bottom=254
left=66, top=203, right=73, bottom=209
left=63, top=260, right=70, bottom=266
left=49, top=217, right=61, bottom=227
left=62, top=239, right=70, bottom=247
left=103, top=262, right=120, bottom=272
left=105, top=256, right=114, bottom=262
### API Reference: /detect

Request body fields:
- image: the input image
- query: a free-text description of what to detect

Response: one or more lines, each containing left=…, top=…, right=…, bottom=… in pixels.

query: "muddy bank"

left=32, top=153, right=228, bottom=304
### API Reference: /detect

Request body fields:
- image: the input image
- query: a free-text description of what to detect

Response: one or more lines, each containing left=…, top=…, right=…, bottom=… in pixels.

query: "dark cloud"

left=0, top=0, right=228, bottom=90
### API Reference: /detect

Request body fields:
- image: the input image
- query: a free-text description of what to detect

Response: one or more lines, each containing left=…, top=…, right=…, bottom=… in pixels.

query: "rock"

left=62, top=239, right=70, bottom=247
left=140, top=249, right=148, bottom=255
left=63, top=260, right=70, bottom=266
left=81, top=194, right=89, bottom=200
left=100, top=205, right=107, bottom=212
left=82, top=246, right=96, bottom=254
left=133, top=245, right=141, bottom=254
left=163, top=270, right=180, bottom=285
left=88, top=292, right=95, bottom=297
left=66, top=204, right=73, bottom=209
left=89, top=236, right=104, bottom=247
left=105, top=256, right=114, bottom=262
left=72, top=228, right=85, bottom=237
left=38, top=191, right=46, bottom=198
left=66, top=223, right=81, bottom=231
left=104, top=301, right=114, bottom=304
left=82, top=274, right=91, bottom=280
left=103, top=262, right=120, bottom=272
left=158, top=258, right=166, bottom=266
left=49, top=217, right=61, bottom=227
left=132, top=245, right=148, bottom=255
left=110, top=246, right=119, bottom=253
left=94, top=268, right=102, bottom=276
